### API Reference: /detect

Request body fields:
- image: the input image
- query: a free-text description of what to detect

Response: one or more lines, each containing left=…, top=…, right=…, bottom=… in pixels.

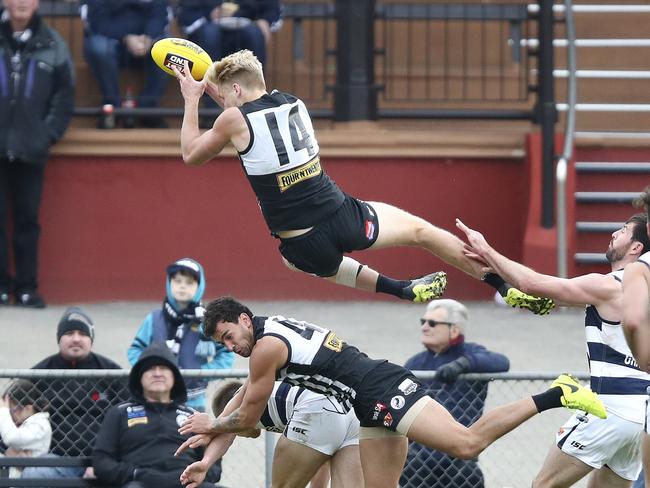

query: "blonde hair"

left=206, top=50, right=265, bottom=89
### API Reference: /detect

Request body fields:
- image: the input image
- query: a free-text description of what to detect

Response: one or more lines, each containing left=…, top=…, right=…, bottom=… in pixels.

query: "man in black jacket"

left=29, top=307, right=126, bottom=480
left=93, top=343, right=221, bottom=488
left=0, top=0, right=75, bottom=308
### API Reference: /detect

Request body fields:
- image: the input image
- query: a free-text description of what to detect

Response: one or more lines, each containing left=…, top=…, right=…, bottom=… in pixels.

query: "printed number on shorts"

left=265, top=105, right=315, bottom=165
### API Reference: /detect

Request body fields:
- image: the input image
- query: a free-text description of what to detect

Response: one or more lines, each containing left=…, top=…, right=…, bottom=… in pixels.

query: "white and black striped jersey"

left=586, top=269, right=650, bottom=423
left=238, top=91, right=345, bottom=232
left=252, top=315, right=385, bottom=412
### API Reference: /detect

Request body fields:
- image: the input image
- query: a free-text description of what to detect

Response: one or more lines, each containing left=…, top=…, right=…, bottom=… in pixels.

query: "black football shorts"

left=278, top=194, right=379, bottom=277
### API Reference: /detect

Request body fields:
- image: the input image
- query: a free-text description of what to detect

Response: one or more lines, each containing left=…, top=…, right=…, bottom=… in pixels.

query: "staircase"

left=572, top=155, right=650, bottom=276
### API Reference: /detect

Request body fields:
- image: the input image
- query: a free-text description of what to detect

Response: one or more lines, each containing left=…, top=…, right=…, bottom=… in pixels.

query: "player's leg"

left=358, top=431, right=408, bottom=488
left=309, top=461, right=330, bottom=488
left=330, top=445, right=364, bottom=488
left=271, top=436, right=330, bottom=488
left=532, top=446, right=594, bottom=488
left=587, top=466, right=634, bottom=488
left=368, top=201, right=554, bottom=313
left=368, top=201, right=483, bottom=278
left=405, top=375, right=605, bottom=460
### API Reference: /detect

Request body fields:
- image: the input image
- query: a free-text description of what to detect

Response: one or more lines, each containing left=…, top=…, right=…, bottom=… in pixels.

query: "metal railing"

left=36, top=0, right=548, bottom=123
left=0, top=370, right=598, bottom=488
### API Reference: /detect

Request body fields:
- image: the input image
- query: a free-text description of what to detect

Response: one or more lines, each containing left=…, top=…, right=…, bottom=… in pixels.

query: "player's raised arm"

left=456, top=218, right=620, bottom=308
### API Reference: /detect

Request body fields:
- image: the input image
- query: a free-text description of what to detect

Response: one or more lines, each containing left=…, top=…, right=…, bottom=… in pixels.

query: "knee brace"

left=334, top=257, right=363, bottom=288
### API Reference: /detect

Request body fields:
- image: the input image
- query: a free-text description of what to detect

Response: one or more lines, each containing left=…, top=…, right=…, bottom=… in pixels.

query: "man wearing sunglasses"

left=401, top=299, right=509, bottom=488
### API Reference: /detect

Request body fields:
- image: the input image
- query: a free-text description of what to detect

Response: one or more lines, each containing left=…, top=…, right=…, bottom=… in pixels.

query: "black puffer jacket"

left=0, top=10, right=74, bottom=165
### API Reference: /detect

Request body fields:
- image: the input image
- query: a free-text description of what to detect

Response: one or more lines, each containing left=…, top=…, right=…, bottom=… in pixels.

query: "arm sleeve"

left=464, top=344, right=510, bottom=373
left=127, top=314, right=154, bottom=366
left=0, top=409, right=49, bottom=449
left=44, top=38, right=75, bottom=144
left=145, top=0, right=171, bottom=40
left=92, top=408, right=136, bottom=486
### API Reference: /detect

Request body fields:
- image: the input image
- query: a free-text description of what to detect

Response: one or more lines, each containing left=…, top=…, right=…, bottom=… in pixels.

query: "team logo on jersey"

left=372, top=402, right=387, bottom=420
left=364, top=220, right=375, bottom=240
left=324, top=332, right=344, bottom=352
left=276, top=157, right=322, bottom=193
left=390, top=395, right=405, bottom=410
left=127, top=406, right=148, bottom=427
left=398, top=378, right=418, bottom=396
left=383, top=412, right=393, bottom=428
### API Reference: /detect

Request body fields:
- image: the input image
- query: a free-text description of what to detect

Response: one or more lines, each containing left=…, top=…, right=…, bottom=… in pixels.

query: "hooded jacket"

left=0, top=9, right=74, bottom=165
left=127, top=258, right=234, bottom=410
left=93, top=344, right=221, bottom=488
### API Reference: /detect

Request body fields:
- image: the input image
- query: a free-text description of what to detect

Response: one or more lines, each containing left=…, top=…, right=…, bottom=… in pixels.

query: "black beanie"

left=57, top=307, right=95, bottom=343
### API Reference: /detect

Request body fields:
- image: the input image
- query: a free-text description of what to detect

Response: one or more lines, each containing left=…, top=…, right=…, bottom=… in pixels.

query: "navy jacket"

left=0, top=11, right=74, bottom=165
left=81, top=0, right=170, bottom=41
left=177, top=0, right=282, bottom=30
left=401, top=341, right=509, bottom=488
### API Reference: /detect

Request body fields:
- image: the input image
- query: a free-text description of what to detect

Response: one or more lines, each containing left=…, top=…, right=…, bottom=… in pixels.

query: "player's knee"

left=334, top=257, right=363, bottom=288
left=448, top=434, right=484, bottom=460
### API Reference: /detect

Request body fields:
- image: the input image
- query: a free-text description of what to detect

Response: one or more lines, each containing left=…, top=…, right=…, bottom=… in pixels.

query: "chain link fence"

left=0, top=371, right=590, bottom=488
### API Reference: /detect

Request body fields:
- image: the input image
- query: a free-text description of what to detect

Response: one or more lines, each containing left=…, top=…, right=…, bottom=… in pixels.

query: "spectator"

left=0, top=380, right=51, bottom=479
left=93, top=343, right=222, bottom=488
left=81, top=0, right=171, bottom=128
left=400, top=299, right=510, bottom=488
left=127, top=258, right=234, bottom=411
left=31, top=307, right=126, bottom=480
left=0, top=0, right=75, bottom=308
left=176, top=0, right=282, bottom=126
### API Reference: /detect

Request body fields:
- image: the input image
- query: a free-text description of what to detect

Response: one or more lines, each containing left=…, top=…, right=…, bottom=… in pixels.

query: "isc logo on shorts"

left=164, top=54, right=194, bottom=73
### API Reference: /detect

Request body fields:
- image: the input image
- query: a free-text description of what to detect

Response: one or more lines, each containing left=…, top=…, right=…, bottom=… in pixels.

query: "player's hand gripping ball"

left=150, top=38, right=212, bottom=80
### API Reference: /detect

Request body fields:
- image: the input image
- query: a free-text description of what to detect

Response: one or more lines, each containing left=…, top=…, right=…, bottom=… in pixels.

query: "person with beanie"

left=93, top=344, right=222, bottom=488
left=128, top=258, right=234, bottom=411
left=400, top=299, right=510, bottom=488
left=30, top=307, right=126, bottom=480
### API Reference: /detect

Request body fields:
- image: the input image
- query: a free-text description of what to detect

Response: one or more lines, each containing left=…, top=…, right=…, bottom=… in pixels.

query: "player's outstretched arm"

left=179, top=433, right=236, bottom=488
left=622, top=261, right=650, bottom=371
left=456, top=218, right=617, bottom=307
left=172, top=61, right=237, bottom=166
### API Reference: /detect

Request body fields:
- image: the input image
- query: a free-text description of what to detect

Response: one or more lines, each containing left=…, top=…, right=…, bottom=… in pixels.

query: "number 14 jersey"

left=238, top=90, right=345, bottom=233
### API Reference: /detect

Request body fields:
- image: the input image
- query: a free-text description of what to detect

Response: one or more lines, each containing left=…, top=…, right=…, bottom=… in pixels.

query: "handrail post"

left=333, top=0, right=377, bottom=121
left=536, top=0, right=558, bottom=228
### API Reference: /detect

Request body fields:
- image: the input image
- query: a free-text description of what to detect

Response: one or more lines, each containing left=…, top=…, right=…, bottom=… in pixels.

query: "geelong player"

left=457, top=213, right=650, bottom=487
left=170, top=50, right=553, bottom=313
left=177, top=380, right=362, bottom=488
left=178, top=297, right=604, bottom=488
left=622, top=187, right=650, bottom=488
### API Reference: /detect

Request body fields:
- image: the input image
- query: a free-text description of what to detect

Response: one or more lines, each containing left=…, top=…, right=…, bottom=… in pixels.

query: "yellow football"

left=150, top=38, right=213, bottom=80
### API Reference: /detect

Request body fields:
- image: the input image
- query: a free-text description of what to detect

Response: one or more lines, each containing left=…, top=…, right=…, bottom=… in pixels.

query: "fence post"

left=333, top=0, right=377, bottom=121
left=535, top=0, right=558, bottom=228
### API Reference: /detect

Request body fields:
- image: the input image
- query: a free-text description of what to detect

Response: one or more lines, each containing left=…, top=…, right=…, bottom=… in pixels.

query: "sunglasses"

left=420, top=319, right=454, bottom=328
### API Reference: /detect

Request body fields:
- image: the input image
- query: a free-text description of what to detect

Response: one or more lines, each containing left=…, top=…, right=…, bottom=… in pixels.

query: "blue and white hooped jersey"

left=256, top=381, right=307, bottom=432
left=586, top=269, right=650, bottom=423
